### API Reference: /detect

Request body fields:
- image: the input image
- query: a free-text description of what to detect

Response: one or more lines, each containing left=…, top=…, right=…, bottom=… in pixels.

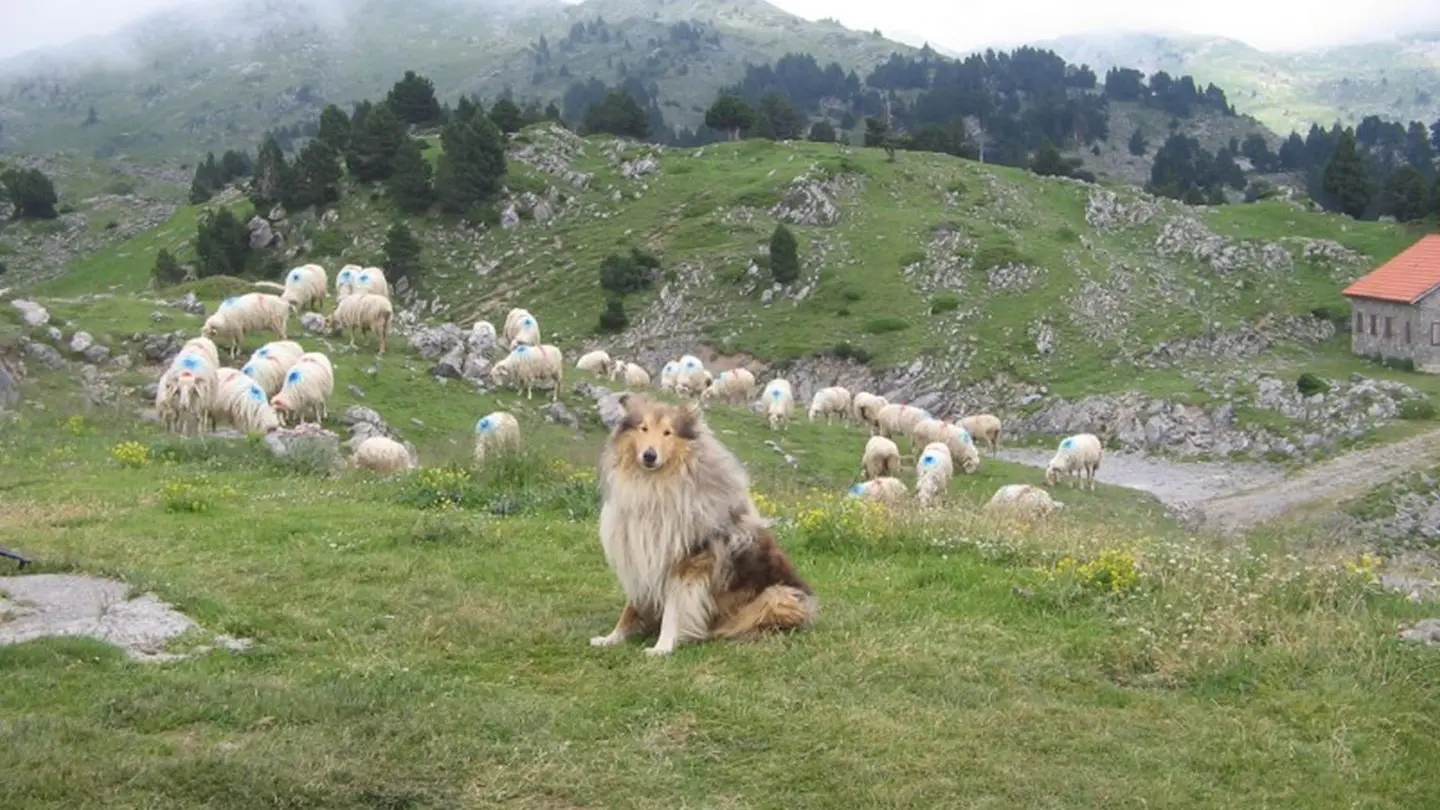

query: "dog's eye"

left=640, top=426, right=648, bottom=432
left=663, top=429, right=672, bottom=436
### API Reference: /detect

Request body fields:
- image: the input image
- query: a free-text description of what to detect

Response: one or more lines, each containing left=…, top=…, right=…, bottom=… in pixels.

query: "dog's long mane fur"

left=593, top=394, right=814, bottom=652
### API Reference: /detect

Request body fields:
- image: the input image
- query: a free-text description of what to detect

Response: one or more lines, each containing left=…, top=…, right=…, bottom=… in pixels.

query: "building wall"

left=1349, top=293, right=1440, bottom=372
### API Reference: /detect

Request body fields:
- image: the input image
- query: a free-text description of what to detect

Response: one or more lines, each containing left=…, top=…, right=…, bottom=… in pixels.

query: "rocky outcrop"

left=407, top=322, right=501, bottom=385
left=769, top=167, right=858, bottom=227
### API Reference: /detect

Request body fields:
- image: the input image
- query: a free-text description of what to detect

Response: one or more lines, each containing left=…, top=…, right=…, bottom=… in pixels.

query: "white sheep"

left=611, top=360, right=651, bottom=389
left=911, top=418, right=980, bottom=474
left=178, top=336, right=220, bottom=369
left=201, top=293, right=290, bottom=358
left=915, top=442, right=954, bottom=507
left=255, top=264, right=327, bottom=313
left=1045, top=433, right=1103, bottom=491
left=473, top=411, right=521, bottom=462
left=659, top=360, right=681, bottom=392
left=325, top=292, right=393, bottom=354
left=335, top=264, right=363, bottom=298
left=211, top=374, right=281, bottom=435
left=807, top=386, right=852, bottom=425
left=350, top=435, right=416, bottom=473
left=984, top=484, right=1065, bottom=518
left=354, top=266, right=390, bottom=299
left=674, top=354, right=710, bottom=398
left=861, top=435, right=901, bottom=479
left=700, top=367, right=756, bottom=404
left=762, top=378, right=794, bottom=430
left=490, top=343, right=563, bottom=401
left=875, top=403, right=932, bottom=441
left=250, top=339, right=305, bottom=370
left=577, top=350, right=614, bottom=377
left=959, top=413, right=1003, bottom=453
left=241, top=340, right=306, bottom=396
left=158, top=349, right=218, bottom=436
left=848, top=476, right=908, bottom=504
left=504, top=308, right=541, bottom=348
left=270, top=352, right=335, bottom=426
left=851, top=392, right=888, bottom=434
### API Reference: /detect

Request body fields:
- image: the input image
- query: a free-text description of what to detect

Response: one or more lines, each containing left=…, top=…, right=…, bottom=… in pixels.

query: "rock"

left=300, top=312, right=326, bottom=333
left=263, top=424, right=343, bottom=471
left=619, top=154, right=660, bottom=179
left=141, top=382, right=160, bottom=401
left=46, top=326, right=63, bottom=343
left=23, top=341, right=65, bottom=370
left=544, top=401, right=580, bottom=429
left=1398, top=619, right=1440, bottom=648
left=0, top=366, right=18, bottom=410
left=431, top=344, right=466, bottom=380
left=467, top=322, right=498, bottom=356
left=11, top=300, right=49, bottom=327
left=531, top=200, right=554, bottom=223
left=346, top=384, right=366, bottom=399
left=140, top=333, right=186, bottom=364
left=172, top=292, right=206, bottom=315
left=409, top=323, right=466, bottom=361
left=500, top=204, right=520, bottom=229
left=461, top=354, right=491, bottom=383
left=247, top=216, right=281, bottom=250
left=82, top=345, right=111, bottom=365
left=770, top=174, right=842, bottom=226
left=68, top=331, right=94, bottom=354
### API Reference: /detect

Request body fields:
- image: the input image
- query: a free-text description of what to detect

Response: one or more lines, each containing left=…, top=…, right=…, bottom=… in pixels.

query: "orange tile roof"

left=1342, top=234, right=1440, bottom=304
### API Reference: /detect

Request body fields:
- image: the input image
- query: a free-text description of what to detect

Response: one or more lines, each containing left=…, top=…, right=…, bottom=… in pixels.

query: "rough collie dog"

left=590, top=394, right=817, bottom=656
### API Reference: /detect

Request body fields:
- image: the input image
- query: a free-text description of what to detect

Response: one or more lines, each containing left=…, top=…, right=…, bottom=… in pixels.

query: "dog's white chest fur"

left=598, top=478, right=697, bottom=612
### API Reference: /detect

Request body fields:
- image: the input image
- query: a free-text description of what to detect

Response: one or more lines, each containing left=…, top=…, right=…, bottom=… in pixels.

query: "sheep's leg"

left=378, top=327, right=387, bottom=355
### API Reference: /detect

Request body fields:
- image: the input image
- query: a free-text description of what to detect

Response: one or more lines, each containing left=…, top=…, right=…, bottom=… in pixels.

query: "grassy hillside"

left=1, top=304, right=1437, bottom=807
left=1039, top=31, right=1440, bottom=135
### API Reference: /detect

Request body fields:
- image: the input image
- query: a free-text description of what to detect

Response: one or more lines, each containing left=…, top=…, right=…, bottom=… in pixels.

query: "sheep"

left=241, top=340, right=306, bottom=396
left=848, top=476, right=908, bottom=504
left=1044, top=433, right=1103, bottom=491
left=702, top=367, right=757, bottom=404
left=504, top=308, right=541, bottom=349
left=861, top=435, right=901, bottom=479
left=201, top=293, right=290, bottom=358
left=762, top=378, right=795, bottom=430
left=984, top=484, right=1065, bottom=518
left=254, top=264, right=327, bottom=313
left=577, top=350, right=615, bottom=377
left=915, top=442, right=954, bottom=507
left=270, top=352, right=335, bottom=426
left=807, top=386, right=852, bottom=425
left=911, top=418, right=980, bottom=474
left=249, top=339, right=305, bottom=370
left=227, top=378, right=282, bottom=435
left=158, top=350, right=218, bottom=436
left=490, top=343, right=563, bottom=401
left=215, top=366, right=244, bottom=387
left=875, top=403, right=932, bottom=441
left=354, top=266, right=390, bottom=299
left=674, top=355, right=710, bottom=398
left=851, top=392, right=889, bottom=434
left=659, top=360, right=681, bottom=392
left=611, top=360, right=651, bottom=390
left=959, top=413, right=1003, bottom=453
left=350, top=435, right=416, bottom=473
left=325, top=292, right=393, bottom=354
left=335, top=264, right=363, bottom=298
left=178, top=336, right=220, bottom=369
left=473, top=411, right=521, bottom=462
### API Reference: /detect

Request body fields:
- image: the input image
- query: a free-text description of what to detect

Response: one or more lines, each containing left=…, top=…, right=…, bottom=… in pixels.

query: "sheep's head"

left=960, top=455, right=979, bottom=475
left=490, top=363, right=512, bottom=384
left=1043, top=462, right=1063, bottom=486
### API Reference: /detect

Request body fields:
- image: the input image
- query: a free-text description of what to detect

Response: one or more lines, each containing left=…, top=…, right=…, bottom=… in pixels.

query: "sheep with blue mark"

left=334, top=264, right=363, bottom=299
left=350, top=435, right=417, bottom=474
left=984, top=484, right=1065, bottom=518
left=761, top=378, right=794, bottom=430
left=490, top=343, right=564, bottom=401
left=472, top=411, right=521, bottom=463
left=851, top=392, right=888, bottom=434
left=701, top=367, right=757, bottom=404
left=254, top=264, right=327, bottom=313
left=241, top=340, right=306, bottom=397
left=201, top=292, right=290, bottom=358
left=875, top=402, right=931, bottom=442
left=270, top=352, right=335, bottom=426
left=353, top=266, right=390, bottom=299
left=910, top=418, right=980, bottom=474
left=659, top=360, right=682, bottom=392
left=848, top=476, right=908, bottom=504
left=1044, top=433, right=1103, bottom=491
left=503, top=308, right=541, bottom=349
left=807, top=386, right=852, bottom=425
left=210, top=373, right=281, bottom=435
left=177, top=336, right=220, bottom=369
left=958, top=413, right=1003, bottom=453
left=156, top=349, right=219, bottom=436
left=673, top=354, right=711, bottom=398
left=914, top=442, right=954, bottom=507
left=322, top=291, right=393, bottom=354
left=861, top=435, right=902, bottom=480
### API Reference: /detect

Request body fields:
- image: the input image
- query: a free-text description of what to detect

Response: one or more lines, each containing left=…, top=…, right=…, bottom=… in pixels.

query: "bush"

left=898, top=250, right=927, bottom=269
left=929, top=293, right=961, bottom=314
left=159, top=475, right=237, bottom=514
left=1295, top=372, right=1330, bottom=396
left=598, top=296, right=629, bottom=333
left=769, top=223, right=800, bottom=284
left=152, top=249, right=186, bottom=287
left=598, top=248, right=659, bottom=295
left=824, top=341, right=873, bottom=364
left=863, top=316, right=910, bottom=334
left=1399, top=398, right=1437, bottom=420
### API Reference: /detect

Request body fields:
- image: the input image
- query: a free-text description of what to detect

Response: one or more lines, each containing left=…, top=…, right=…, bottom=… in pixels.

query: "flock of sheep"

left=149, top=260, right=1106, bottom=514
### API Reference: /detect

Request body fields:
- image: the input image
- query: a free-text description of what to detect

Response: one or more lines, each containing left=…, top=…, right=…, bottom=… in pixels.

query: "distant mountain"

left=1035, top=31, right=1440, bottom=134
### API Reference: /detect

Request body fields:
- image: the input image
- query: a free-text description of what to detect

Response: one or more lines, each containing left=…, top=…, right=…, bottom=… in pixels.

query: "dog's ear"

left=673, top=400, right=703, bottom=439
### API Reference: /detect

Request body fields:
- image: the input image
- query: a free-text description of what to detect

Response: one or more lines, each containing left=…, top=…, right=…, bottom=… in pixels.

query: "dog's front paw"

left=643, top=644, right=674, bottom=657
left=590, top=633, right=623, bottom=647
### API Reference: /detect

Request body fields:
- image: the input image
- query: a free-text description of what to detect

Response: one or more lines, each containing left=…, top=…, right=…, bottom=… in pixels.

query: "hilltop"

left=1038, top=31, right=1440, bottom=135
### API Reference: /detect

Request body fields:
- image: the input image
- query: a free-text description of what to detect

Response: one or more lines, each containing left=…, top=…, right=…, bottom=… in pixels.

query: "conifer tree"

left=769, top=223, right=800, bottom=284
left=435, top=115, right=507, bottom=217
left=386, top=138, right=435, bottom=214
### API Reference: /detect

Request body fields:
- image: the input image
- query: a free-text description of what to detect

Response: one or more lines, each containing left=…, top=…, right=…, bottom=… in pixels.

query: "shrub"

left=1399, top=398, right=1437, bottom=420
left=1295, top=372, right=1330, bottom=396
left=898, top=250, right=927, bottom=269
left=769, top=224, right=801, bottom=284
left=825, top=341, right=873, bottom=364
left=929, top=293, right=960, bottom=314
left=598, top=249, right=658, bottom=295
left=597, top=296, right=629, bottom=333
left=863, top=316, right=910, bottom=334
left=1045, top=548, right=1143, bottom=594
left=159, top=475, right=237, bottom=514
left=111, top=441, right=150, bottom=468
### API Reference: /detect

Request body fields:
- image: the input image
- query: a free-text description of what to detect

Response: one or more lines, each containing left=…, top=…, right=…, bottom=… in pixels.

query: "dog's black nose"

left=642, top=448, right=658, bottom=465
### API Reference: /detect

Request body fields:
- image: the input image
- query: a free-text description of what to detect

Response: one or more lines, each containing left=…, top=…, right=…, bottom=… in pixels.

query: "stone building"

left=1342, top=234, right=1440, bottom=372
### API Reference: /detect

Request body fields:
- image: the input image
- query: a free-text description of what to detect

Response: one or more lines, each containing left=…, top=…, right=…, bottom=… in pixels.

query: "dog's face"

left=612, top=394, right=700, bottom=472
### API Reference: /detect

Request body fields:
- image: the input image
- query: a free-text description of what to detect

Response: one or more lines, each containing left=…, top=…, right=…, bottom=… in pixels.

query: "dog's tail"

left=712, top=585, right=816, bottom=640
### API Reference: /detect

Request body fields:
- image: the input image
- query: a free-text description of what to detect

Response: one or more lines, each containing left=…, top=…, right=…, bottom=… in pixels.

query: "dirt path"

left=994, top=426, right=1440, bottom=534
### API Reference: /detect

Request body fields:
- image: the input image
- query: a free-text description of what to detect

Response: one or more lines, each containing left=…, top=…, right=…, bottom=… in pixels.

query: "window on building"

left=1370, top=315, right=1378, bottom=336
left=1432, top=323, right=1440, bottom=346
left=1356, top=312, right=1365, bottom=333
left=1385, top=317, right=1393, bottom=338
left=1405, top=321, right=1412, bottom=344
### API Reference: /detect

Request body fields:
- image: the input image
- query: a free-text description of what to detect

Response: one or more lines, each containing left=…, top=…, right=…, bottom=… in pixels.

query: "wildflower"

left=111, top=441, right=150, bottom=468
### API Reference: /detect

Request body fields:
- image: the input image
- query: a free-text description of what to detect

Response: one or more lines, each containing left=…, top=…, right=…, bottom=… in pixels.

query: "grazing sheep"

left=659, top=360, right=681, bottom=392
left=702, top=367, right=757, bottom=404
left=911, top=418, right=980, bottom=474
left=255, top=264, right=327, bottom=313
left=215, top=367, right=244, bottom=387
left=354, top=266, right=390, bottom=299
left=915, top=442, right=954, bottom=507
left=473, top=411, right=521, bottom=462
left=984, top=484, right=1065, bottom=518
left=848, top=476, right=908, bottom=504
left=762, top=378, right=795, bottom=430
left=179, top=336, right=220, bottom=369
left=1045, top=433, right=1103, bottom=491
left=959, top=413, right=1003, bottom=453
left=159, top=350, right=218, bottom=436
left=611, top=360, right=651, bottom=389
left=851, top=392, right=888, bottom=434
left=807, top=386, right=852, bottom=425
left=875, top=403, right=931, bottom=441
left=350, top=435, right=416, bottom=473
left=325, top=292, right=393, bottom=353
left=250, top=339, right=305, bottom=370
left=504, top=308, right=541, bottom=348
left=201, top=293, right=290, bottom=358
left=861, top=435, right=902, bottom=479
left=673, top=354, right=710, bottom=398
left=577, top=350, right=614, bottom=377
left=335, top=264, right=363, bottom=298
left=241, top=340, right=306, bottom=396
left=490, top=343, right=564, bottom=401
left=212, top=375, right=281, bottom=435
left=270, top=352, right=335, bottom=426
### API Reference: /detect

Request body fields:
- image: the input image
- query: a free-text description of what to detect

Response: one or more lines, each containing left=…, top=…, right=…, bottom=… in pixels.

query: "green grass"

left=1, top=333, right=1438, bottom=809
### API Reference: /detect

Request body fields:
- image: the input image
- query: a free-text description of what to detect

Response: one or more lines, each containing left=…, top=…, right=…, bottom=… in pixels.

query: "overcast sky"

left=2, top=0, right=1439, bottom=60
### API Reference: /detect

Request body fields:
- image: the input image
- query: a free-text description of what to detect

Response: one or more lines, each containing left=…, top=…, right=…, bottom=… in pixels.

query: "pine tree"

left=1321, top=130, right=1372, bottom=219
left=288, top=140, right=342, bottom=209
left=250, top=135, right=290, bottom=209
left=83, top=106, right=98, bottom=127
left=597, top=296, right=629, bottom=333
left=382, top=221, right=422, bottom=284
left=220, top=150, right=253, bottom=182
left=1, top=167, right=60, bottom=220
left=189, top=156, right=218, bottom=204
left=152, top=248, right=185, bottom=286
left=316, top=104, right=351, bottom=152
left=489, top=98, right=524, bottom=134
left=1030, top=139, right=1069, bottom=177
left=435, top=115, right=507, bottom=217
left=705, top=94, right=753, bottom=140
left=1127, top=127, right=1146, bottom=156
left=193, top=208, right=251, bottom=278
left=808, top=120, right=837, bottom=143
left=582, top=92, right=649, bottom=139
left=1383, top=164, right=1428, bottom=222
left=454, top=96, right=479, bottom=124
left=769, top=223, right=800, bottom=284
left=386, top=138, right=435, bottom=214
left=345, top=103, right=406, bottom=183
left=755, top=93, right=803, bottom=141
left=386, top=71, right=443, bottom=127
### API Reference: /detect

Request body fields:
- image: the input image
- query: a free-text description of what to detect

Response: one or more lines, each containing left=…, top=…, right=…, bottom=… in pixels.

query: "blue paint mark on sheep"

left=288, top=269, right=302, bottom=283
left=247, top=384, right=266, bottom=402
left=848, top=483, right=866, bottom=496
left=256, top=347, right=271, bottom=357
left=684, top=359, right=697, bottom=369
left=1060, top=437, right=1075, bottom=450
left=922, top=454, right=937, bottom=467
left=222, top=296, right=238, bottom=308
left=476, top=416, right=492, bottom=433
left=769, top=388, right=782, bottom=399
left=514, top=345, right=529, bottom=354
left=522, top=317, right=533, bottom=327
left=358, top=272, right=370, bottom=283
left=178, top=354, right=202, bottom=371
left=286, top=369, right=302, bottom=385
left=338, top=268, right=354, bottom=282
left=242, top=363, right=257, bottom=377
